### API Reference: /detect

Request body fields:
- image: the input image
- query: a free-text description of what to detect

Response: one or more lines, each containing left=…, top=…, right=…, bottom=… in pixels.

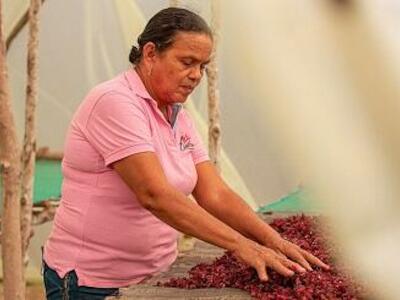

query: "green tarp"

left=0, top=160, right=62, bottom=205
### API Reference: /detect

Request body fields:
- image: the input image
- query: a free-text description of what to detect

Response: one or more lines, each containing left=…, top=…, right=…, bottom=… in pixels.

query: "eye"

left=181, top=59, right=193, bottom=66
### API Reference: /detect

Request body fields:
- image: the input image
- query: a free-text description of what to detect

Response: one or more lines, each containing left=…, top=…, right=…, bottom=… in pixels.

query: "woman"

left=42, top=7, right=329, bottom=299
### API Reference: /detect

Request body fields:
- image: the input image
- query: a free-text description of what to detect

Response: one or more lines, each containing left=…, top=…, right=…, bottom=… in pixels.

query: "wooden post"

left=6, top=0, right=45, bottom=51
left=0, top=1, right=25, bottom=299
left=20, top=0, right=41, bottom=283
left=206, top=0, right=221, bottom=171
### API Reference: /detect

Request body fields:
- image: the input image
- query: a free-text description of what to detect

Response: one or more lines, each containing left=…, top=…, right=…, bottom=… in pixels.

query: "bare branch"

left=206, top=0, right=222, bottom=171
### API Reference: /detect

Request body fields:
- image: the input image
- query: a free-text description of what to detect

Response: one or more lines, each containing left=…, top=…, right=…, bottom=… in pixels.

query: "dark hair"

left=129, top=7, right=212, bottom=64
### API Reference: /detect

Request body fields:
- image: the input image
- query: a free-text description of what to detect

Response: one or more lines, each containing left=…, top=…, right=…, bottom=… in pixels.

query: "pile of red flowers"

left=160, top=215, right=367, bottom=299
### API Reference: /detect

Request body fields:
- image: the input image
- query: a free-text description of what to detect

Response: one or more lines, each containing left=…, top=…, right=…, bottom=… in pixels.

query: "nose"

left=188, top=65, right=203, bottom=81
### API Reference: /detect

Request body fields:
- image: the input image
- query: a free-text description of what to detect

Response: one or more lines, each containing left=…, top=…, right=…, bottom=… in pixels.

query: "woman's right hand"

left=232, top=238, right=307, bottom=281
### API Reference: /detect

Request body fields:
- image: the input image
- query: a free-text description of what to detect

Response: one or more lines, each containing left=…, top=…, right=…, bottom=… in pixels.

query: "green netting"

left=0, top=159, right=62, bottom=205
left=257, top=188, right=325, bottom=213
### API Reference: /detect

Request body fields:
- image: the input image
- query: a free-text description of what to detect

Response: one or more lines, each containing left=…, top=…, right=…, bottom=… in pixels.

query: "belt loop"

left=40, top=246, right=44, bottom=276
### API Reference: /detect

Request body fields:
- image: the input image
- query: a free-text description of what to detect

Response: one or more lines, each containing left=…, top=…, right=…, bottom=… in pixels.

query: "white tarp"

left=5, top=1, right=400, bottom=297
left=6, top=0, right=300, bottom=209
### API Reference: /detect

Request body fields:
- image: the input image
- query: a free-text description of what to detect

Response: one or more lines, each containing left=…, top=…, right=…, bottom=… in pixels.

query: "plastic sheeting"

left=6, top=0, right=259, bottom=209
left=221, top=1, right=400, bottom=299
left=4, top=0, right=400, bottom=297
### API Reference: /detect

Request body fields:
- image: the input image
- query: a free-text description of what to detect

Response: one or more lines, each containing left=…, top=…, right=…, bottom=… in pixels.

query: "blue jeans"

left=42, top=260, right=120, bottom=300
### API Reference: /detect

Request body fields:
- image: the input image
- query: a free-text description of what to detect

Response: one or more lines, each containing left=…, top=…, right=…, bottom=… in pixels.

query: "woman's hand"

left=232, top=238, right=309, bottom=281
left=265, top=237, right=330, bottom=272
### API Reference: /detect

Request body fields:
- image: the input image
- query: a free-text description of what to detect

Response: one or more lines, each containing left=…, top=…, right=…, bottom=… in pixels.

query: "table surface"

left=107, top=213, right=293, bottom=300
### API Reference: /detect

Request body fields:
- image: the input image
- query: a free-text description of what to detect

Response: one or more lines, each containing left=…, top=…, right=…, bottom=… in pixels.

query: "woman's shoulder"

left=73, top=73, right=147, bottom=125
left=82, top=72, right=148, bottom=111
left=88, top=72, right=135, bottom=101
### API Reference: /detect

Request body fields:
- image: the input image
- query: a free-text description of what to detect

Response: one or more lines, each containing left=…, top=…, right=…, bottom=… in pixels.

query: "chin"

left=172, top=94, right=190, bottom=104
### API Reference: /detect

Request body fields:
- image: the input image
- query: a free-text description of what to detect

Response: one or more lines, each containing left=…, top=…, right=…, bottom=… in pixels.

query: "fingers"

left=275, top=250, right=287, bottom=259
left=280, top=256, right=307, bottom=273
left=281, top=241, right=329, bottom=271
left=285, top=248, right=313, bottom=271
left=255, top=259, right=295, bottom=280
left=250, top=241, right=329, bottom=282
left=267, top=257, right=295, bottom=277
left=301, top=249, right=330, bottom=270
left=256, top=249, right=295, bottom=278
left=255, top=261, right=269, bottom=282
left=276, top=250, right=307, bottom=273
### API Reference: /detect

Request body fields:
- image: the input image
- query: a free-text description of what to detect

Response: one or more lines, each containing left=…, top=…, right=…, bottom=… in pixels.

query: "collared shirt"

left=44, top=68, right=209, bottom=288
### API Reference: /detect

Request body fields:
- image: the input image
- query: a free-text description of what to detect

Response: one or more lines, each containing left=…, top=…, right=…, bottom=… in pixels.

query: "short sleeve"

left=183, top=111, right=210, bottom=165
left=83, top=92, right=154, bottom=166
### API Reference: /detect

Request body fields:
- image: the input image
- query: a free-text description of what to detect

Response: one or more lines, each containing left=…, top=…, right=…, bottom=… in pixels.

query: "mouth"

left=180, top=85, right=195, bottom=93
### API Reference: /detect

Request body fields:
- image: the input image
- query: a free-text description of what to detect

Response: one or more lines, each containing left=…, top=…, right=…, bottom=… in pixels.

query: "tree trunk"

left=0, top=1, right=25, bottom=299
left=20, top=0, right=41, bottom=287
left=206, top=0, right=221, bottom=171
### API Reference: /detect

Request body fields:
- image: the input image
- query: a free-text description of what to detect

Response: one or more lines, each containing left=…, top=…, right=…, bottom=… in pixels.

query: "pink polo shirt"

left=44, top=68, right=209, bottom=288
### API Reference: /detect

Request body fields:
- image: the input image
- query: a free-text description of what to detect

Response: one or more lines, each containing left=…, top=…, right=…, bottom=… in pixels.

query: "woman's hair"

left=129, top=7, right=212, bottom=64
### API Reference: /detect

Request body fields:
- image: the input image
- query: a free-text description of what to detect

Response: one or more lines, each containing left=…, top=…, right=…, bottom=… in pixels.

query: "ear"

left=141, top=42, right=157, bottom=64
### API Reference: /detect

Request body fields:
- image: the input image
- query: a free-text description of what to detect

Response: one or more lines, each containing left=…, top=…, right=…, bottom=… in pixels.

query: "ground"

left=0, top=283, right=45, bottom=300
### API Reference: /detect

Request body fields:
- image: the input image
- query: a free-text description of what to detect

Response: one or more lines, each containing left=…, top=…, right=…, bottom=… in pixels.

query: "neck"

left=134, top=65, right=168, bottom=117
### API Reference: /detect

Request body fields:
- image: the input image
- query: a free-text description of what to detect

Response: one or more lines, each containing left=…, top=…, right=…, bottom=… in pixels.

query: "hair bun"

left=129, top=46, right=141, bottom=64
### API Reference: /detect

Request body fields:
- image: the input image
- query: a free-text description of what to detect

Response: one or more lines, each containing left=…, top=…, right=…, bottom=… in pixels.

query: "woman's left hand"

left=266, top=237, right=330, bottom=272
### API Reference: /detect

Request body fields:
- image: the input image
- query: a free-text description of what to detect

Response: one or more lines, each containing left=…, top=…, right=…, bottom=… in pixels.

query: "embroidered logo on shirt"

left=179, top=134, right=194, bottom=151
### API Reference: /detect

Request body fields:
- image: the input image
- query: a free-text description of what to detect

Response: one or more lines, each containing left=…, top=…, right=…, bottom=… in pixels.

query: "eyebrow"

left=181, top=56, right=210, bottom=65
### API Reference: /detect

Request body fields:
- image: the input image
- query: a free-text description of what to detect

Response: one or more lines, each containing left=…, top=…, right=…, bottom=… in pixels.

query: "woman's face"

left=148, top=32, right=213, bottom=105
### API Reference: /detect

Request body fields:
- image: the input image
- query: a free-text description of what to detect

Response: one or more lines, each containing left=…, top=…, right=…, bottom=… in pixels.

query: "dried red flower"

left=159, top=215, right=367, bottom=299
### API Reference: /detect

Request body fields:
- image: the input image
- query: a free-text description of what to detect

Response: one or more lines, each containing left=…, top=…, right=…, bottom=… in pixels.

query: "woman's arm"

left=113, top=152, right=242, bottom=252
left=113, top=152, right=301, bottom=280
left=192, top=161, right=280, bottom=244
left=192, top=161, right=329, bottom=271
